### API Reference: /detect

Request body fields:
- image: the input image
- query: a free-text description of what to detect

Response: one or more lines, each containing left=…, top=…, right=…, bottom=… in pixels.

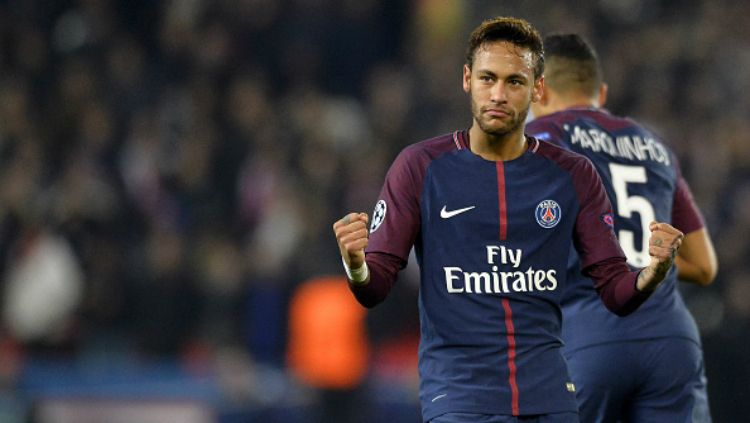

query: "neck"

left=563, top=102, right=597, bottom=110
left=545, top=94, right=599, bottom=116
left=468, top=123, right=527, bottom=161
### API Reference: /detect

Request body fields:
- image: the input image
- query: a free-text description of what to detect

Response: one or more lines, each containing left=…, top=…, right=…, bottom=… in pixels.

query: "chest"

left=419, top=153, right=580, bottom=248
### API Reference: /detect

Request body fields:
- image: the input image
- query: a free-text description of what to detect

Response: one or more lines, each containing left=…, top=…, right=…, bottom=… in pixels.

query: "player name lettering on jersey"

left=444, top=245, right=558, bottom=294
left=567, top=125, right=671, bottom=166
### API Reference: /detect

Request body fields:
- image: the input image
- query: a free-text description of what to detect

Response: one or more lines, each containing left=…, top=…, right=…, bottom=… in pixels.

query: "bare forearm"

left=675, top=256, right=714, bottom=286
left=585, top=257, right=652, bottom=316
left=635, top=261, right=671, bottom=292
left=675, top=228, right=718, bottom=286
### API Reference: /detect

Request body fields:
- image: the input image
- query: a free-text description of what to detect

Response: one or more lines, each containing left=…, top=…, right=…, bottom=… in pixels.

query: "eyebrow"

left=475, top=69, right=529, bottom=81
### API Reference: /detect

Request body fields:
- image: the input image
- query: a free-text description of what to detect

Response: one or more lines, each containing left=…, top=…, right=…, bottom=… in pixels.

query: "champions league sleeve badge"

left=535, top=199, right=561, bottom=228
left=370, top=200, right=387, bottom=232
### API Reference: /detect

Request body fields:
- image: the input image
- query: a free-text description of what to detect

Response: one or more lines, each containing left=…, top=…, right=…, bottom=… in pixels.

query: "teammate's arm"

left=675, top=228, right=717, bottom=286
left=670, top=171, right=718, bottom=286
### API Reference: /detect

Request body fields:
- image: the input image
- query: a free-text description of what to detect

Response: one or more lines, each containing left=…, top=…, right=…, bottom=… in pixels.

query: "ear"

left=531, top=76, right=545, bottom=103
left=537, top=82, right=550, bottom=106
left=463, top=64, right=471, bottom=93
left=597, top=83, right=608, bottom=107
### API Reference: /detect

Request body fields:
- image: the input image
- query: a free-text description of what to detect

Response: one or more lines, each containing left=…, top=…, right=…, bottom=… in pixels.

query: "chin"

left=480, top=121, right=513, bottom=137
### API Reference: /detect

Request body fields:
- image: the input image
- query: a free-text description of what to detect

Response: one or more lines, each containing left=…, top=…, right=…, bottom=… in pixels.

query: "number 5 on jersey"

left=609, top=163, right=656, bottom=267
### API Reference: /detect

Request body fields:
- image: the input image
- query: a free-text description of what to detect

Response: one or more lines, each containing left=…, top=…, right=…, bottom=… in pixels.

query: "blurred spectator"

left=2, top=227, right=83, bottom=349
left=287, top=275, right=370, bottom=423
left=128, top=225, right=202, bottom=357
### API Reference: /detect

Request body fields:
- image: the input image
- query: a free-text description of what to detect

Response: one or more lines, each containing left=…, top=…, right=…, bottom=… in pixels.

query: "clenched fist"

left=637, top=221, right=684, bottom=292
left=333, top=212, right=369, bottom=269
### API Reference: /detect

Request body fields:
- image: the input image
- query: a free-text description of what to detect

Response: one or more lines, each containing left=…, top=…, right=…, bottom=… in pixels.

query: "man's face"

left=463, top=41, right=543, bottom=138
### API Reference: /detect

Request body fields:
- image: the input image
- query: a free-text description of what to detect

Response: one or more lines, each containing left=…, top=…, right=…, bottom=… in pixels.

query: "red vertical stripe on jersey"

left=497, top=162, right=514, bottom=412
left=496, top=162, right=507, bottom=240
left=502, top=298, right=520, bottom=415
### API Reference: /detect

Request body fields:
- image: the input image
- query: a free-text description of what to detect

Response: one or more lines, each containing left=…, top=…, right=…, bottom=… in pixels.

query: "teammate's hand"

left=637, top=221, right=684, bottom=291
left=333, top=213, right=369, bottom=269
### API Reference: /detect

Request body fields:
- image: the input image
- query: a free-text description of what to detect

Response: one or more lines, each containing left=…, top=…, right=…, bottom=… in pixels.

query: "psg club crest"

left=535, top=199, right=561, bottom=228
left=370, top=200, right=387, bottom=233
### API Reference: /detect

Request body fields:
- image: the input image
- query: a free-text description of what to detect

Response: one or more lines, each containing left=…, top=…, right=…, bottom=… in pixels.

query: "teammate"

left=333, top=18, right=684, bottom=423
left=527, top=33, right=718, bottom=422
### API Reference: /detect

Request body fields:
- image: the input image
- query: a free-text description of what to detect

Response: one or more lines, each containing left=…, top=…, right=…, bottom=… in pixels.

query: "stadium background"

left=0, top=0, right=747, bottom=421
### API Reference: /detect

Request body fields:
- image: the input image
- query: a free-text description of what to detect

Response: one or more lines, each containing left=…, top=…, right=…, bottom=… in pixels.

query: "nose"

left=489, top=82, right=507, bottom=103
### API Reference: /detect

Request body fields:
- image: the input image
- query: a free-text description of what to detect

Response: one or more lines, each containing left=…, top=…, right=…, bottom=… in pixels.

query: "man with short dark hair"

left=528, top=33, right=717, bottom=423
left=334, top=18, right=684, bottom=423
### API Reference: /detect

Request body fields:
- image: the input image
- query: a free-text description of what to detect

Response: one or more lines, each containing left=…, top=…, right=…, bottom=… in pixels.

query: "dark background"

left=0, top=0, right=747, bottom=421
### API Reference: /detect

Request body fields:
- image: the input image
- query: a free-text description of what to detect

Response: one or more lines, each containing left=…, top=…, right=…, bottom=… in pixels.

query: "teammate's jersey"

left=353, top=130, right=649, bottom=420
left=526, top=108, right=705, bottom=352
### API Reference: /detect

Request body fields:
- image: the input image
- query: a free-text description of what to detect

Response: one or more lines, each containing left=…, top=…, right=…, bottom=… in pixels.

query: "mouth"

left=484, top=108, right=511, bottom=118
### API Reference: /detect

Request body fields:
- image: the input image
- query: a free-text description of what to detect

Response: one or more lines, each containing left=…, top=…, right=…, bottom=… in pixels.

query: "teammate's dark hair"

left=542, top=33, right=602, bottom=98
left=466, top=17, right=544, bottom=79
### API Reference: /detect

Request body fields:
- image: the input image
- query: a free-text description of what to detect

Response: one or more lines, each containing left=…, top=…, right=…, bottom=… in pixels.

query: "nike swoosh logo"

left=440, top=205, right=476, bottom=219
left=431, top=393, right=448, bottom=402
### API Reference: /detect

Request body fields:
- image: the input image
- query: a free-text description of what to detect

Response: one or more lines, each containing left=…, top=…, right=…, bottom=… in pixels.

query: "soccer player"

left=333, top=18, right=684, bottom=423
left=527, top=34, right=718, bottom=423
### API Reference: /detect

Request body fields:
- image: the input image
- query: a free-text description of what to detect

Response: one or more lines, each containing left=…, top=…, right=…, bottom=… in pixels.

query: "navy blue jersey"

left=352, top=130, right=650, bottom=420
left=526, top=108, right=705, bottom=351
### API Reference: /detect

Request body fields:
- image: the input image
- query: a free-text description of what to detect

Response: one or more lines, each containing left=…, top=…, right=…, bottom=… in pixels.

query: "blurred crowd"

left=0, top=0, right=748, bottom=422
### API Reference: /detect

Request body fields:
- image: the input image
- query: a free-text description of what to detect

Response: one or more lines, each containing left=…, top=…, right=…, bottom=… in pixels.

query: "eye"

left=479, top=75, right=493, bottom=82
left=509, top=79, right=524, bottom=86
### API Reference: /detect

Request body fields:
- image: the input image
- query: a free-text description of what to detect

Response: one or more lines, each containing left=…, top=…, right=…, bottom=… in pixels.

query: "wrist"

left=342, top=257, right=369, bottom=284
left=636, top=269, right=653, bottom=292
left=636, top=265, right=663, bottom=292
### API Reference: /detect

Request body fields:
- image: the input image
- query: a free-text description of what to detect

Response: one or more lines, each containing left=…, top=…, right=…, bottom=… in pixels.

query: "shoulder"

left=527, top=108, right=591, bottom=127
left=532, top=137, right=602, bottom=189
left=533, top=139, right=607, bottom=206
left=401, top=131, right=462, bottom=157
left=391, top=131, right=463, bottom=170
left=529, top=108, right=623, bottom=133
left=526, top=114, right=566, bottom=141
left=526, top=111, right=581, bottom=147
